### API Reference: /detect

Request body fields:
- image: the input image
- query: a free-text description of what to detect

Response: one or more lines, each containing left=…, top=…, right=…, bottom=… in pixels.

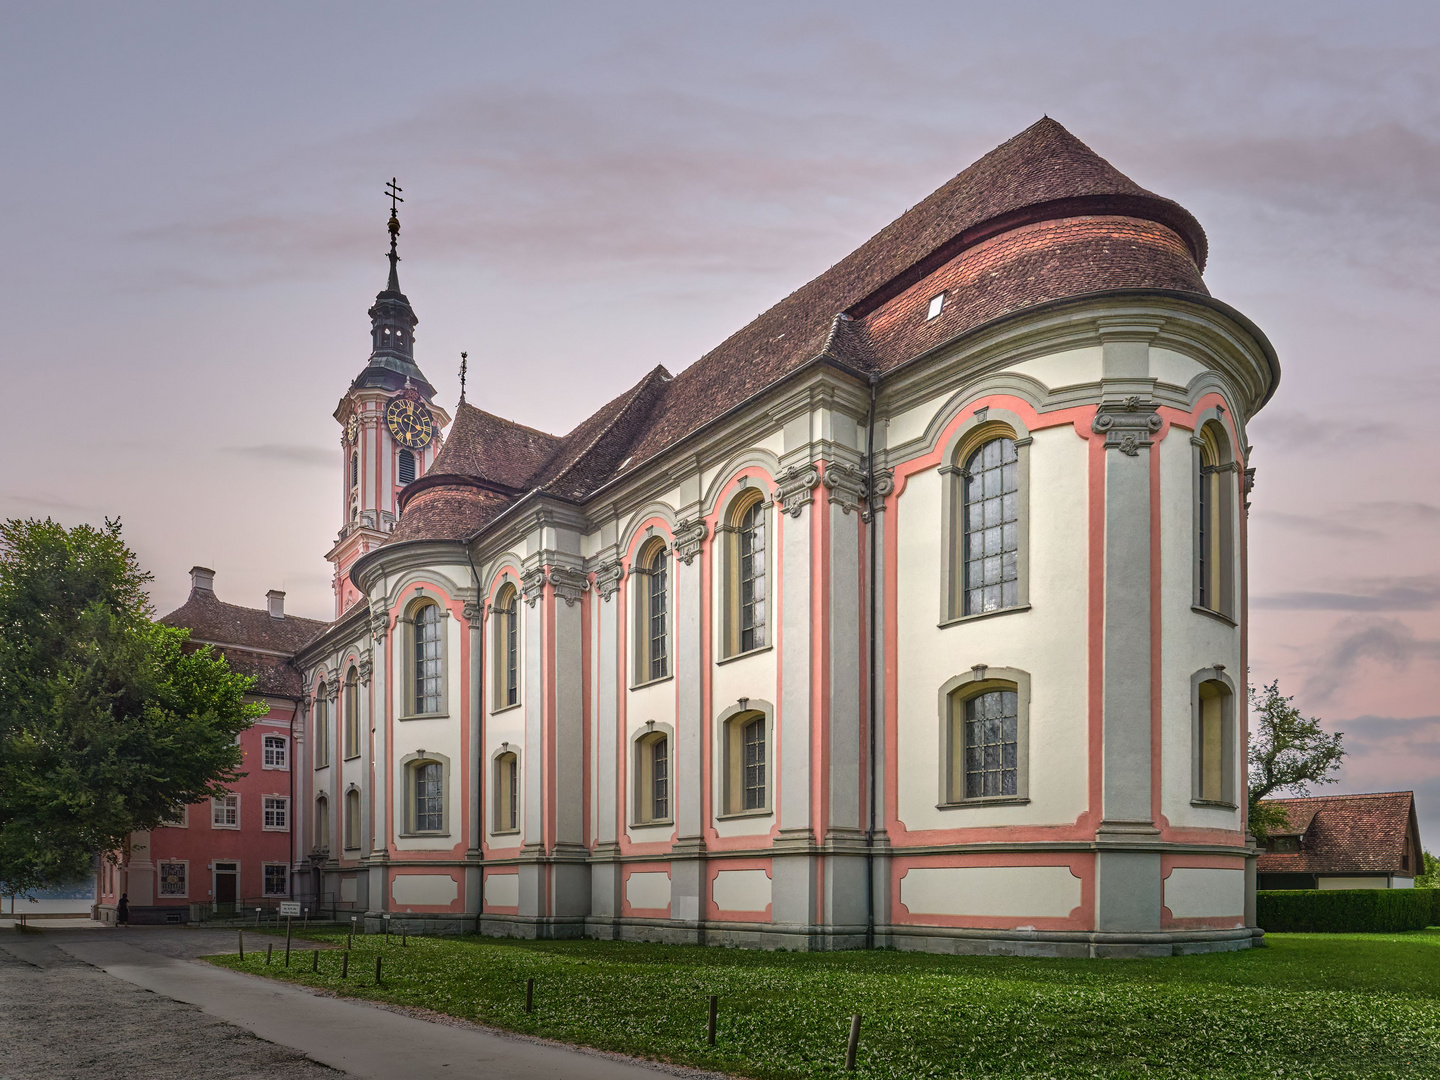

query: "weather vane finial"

left=384, top=177, right=404, bottom=290
left=459, top=351, right=468, bottom=404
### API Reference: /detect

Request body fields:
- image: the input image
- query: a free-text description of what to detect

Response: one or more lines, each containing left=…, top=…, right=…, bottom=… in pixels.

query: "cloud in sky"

left=1254, top=576, right=1440, bottom=612
left=220, top=444, right=334, bottom=468
left=1304, top=617, right=1440, bottom=701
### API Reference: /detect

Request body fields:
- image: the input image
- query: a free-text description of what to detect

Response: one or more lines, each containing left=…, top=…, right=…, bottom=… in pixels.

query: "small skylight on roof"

left=926, top=294, right=945, bottom=321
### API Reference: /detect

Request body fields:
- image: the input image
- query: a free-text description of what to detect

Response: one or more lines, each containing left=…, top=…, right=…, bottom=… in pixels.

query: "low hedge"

left=1425, top=887, right=1440, bottom=927
left=1258, top=888, right=1434, bottom=933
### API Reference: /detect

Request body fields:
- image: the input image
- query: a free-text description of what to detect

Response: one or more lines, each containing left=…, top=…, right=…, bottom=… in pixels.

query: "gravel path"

left=0, top=933, right=343, bottom=1080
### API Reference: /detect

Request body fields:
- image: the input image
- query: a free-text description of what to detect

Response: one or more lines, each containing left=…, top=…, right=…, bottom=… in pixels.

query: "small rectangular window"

left=212, top=794, right=240, bottom=828
left=263, top=864, right=289, bottom=897
left=927, top=294, right=945, bottom=320
left=263, top=796, right=289, bottom=831
left=263, top=735, right=288, bottom=770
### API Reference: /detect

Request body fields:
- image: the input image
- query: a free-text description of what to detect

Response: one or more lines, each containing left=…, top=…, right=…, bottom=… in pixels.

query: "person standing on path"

left=116, top=893, right=129, bottom=925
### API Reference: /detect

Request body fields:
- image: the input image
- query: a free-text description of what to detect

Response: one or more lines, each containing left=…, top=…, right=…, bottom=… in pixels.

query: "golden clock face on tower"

left=385, top=394, right=434, bottom=449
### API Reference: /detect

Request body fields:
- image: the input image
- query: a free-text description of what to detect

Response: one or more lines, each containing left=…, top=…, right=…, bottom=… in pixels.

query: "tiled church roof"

left=1256, top=792, right=1420, bottom=876
left=385, top=117, right=1214, bottom=549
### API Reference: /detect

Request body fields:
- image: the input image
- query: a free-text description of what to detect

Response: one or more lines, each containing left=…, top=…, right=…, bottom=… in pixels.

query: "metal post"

left=375, top=954, right=382, bottom=986
left=238, top=931, right=244, bottom=960
left=342, top=950, right=349, bottom=979
left=265, top=943, right=273, bottom=966
left=312, top=947, right=319, bottom=973
left=285, top=916, right=292, bottom=966
left=707, top=995, right=718, bottom=1046
left=525, top=977, right=535, bottom=1014
left=845, top=1014, right=862, bottom=1071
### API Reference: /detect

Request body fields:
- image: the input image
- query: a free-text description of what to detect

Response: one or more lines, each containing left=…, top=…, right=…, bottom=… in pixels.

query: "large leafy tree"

left=1247, top=679, right=1345, bottom=841
left=0, top=518, right=262, bottom=894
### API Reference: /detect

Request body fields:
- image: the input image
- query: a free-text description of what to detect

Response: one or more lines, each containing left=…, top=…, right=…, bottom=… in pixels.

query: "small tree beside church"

left=0, top=517, right=263, bottom=895
left=1247, top=679, right=1345, bottom=842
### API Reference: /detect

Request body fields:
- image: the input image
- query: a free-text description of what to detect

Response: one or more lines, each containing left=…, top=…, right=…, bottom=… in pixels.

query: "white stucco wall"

left=1164, top=867, right=1244, bottom=919
left=711, top=869, right=772, bottom=912
left=899, top=865, right=1081, bottom=918
left=1157, top=429, right=1243, bottom=831
left=1005, top=346, right=1104, bottom=391
left=626, top=870, right=671, bottom=910
left=893, top=418, right=1090, bottom=831
left=392, top=873, right=459, bottom=907
left=484, top=873, right=519, bottom=907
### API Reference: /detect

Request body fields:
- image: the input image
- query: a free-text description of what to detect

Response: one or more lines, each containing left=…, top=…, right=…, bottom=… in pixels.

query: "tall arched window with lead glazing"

left=961, top=437, right=1019, bottom=616
left=343, top=666, right=359, bottom=758
left=633, top=538, right=669, bottom=683
left=492, top=584, right=519, bottom=709
left=1195, top=419, right=1235, bottom=619
left=724, top=490, right=767, bottom=657
left=411, top=760, right=444, bottom=833
left=413, top=603, right=443, bottom=714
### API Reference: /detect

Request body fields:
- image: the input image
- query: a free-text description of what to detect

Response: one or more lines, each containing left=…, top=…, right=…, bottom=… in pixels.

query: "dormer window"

left=927, top=294, right=945, bottom=320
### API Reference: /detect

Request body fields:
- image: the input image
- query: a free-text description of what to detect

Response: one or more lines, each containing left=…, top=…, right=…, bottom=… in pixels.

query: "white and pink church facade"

left=179, top=120, right=1278, bottom=956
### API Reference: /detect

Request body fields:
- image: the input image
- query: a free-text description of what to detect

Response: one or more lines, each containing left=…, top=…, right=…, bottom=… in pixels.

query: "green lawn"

left=211, top=930, right=1440, bottom=1079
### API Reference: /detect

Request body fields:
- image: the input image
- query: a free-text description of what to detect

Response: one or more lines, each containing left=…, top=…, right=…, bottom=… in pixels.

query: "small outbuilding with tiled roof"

left=1257, top=792, right=1424, bottom=891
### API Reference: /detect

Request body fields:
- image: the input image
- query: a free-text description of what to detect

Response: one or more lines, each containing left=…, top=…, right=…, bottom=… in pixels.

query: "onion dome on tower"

left=350, top=183, right=435, bottom=398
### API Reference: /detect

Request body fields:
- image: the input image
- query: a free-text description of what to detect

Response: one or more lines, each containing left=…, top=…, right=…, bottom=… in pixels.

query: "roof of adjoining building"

left=161, top=585, right=329, bottom=698
left=388, top=117, right=1219, bottom=549
left=1256, top=792, right=1421, bottom=877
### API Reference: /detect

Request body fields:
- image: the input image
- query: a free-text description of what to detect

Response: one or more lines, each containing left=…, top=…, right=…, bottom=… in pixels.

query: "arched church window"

left=398, top=449, right=416, bottom=485
left=413, top=603, right=443, bottom=715
left=961, top=437, right=1019, bottom=616
left=350, top=453, right=358, bottom=490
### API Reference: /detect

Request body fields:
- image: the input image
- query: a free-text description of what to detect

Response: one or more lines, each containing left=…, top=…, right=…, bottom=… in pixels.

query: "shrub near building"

left=1257, top=889, right=1433, bottom=933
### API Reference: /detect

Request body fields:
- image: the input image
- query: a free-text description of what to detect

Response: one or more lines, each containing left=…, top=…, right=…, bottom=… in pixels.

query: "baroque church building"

left=167, top=119, right=1277, bottom=956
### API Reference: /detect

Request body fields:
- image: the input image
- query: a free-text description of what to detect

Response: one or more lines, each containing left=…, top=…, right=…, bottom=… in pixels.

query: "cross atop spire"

left=459, top=351, right=468, bottom=404
left=384, top=177, right=404, bottom=292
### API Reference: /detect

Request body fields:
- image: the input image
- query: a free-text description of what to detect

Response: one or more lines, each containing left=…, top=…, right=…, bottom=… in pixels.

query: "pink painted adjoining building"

left=97, top=572, right=326, bottom=924
left=140, top=119, right=1280, bottom=954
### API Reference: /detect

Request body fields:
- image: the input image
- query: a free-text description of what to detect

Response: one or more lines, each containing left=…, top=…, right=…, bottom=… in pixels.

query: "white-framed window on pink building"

left=262, top=863, right=289, bottom=897
left=161, top=805, right=188, bottom=828
left=211, top=794, right=240, bottom=829
left=263, top=796, right=290, bottom=831
left=158, top=861, right=187, bottom=898
left=263, top=734, right=288, bottom=770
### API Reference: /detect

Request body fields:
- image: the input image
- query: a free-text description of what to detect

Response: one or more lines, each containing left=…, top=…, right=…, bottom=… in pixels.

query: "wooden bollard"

left=375, top=954, right=382, bottom=986
left=311, top=947, right=319, bottom=972
left=525, top=977, right=535, bottom=1014
left=341, top=950, right=349, bottom=979
left=402, top=931, right=407, bottom=947
left=845, top=1014, right=862, bottom=1072
left=238, top=931, right=244, bottom=960
left=265, top=943, right=273, bottom=966
left=284, top=917, right=292, bottom=966
left=707, top=994, right=718, bottom=1046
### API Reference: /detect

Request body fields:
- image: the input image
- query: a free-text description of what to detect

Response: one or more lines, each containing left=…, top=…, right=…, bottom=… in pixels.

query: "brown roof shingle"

left=161, top=586, right=329, bottom=699
left=1257, top=792, right=1420, bottom=876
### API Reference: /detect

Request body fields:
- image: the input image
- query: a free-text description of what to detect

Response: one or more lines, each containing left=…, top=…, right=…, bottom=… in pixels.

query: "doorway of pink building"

left=214, top=863, right=238, bottom=914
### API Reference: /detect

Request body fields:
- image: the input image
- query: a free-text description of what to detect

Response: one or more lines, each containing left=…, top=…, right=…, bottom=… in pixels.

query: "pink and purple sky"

left=5, top=3, right=1439, bottom=842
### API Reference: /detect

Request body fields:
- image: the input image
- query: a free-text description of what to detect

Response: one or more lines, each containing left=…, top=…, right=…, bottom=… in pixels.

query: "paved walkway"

left=18, top=927, right=715, bottom=1080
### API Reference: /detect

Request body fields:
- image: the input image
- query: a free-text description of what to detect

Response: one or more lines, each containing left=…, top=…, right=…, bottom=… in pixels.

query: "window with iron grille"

left=158, top=861, right=187, bottom=897
left=962, top=689, right=1018, bottom=798
left=263, top=864, right=289, bottom=897
left=495, top=586, right=519, bottom=708
left=413, top=604, right=442, bottom=714
left=742, top=717, right=766, bottom=810
left=413, top=762, right=444, bottom=832
left=962, top=438, right=1019, bottom=615
left=263, top=796, right=289, bottom=830
left=738, top=500, right=766, bottom=652
left=651, top=735, right=669, bottom=821
left=263, top=734, right=287, bottom=769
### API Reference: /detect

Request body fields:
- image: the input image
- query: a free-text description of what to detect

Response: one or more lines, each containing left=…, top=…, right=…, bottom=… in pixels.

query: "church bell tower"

left=326, top=180, right=450, bottom=615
